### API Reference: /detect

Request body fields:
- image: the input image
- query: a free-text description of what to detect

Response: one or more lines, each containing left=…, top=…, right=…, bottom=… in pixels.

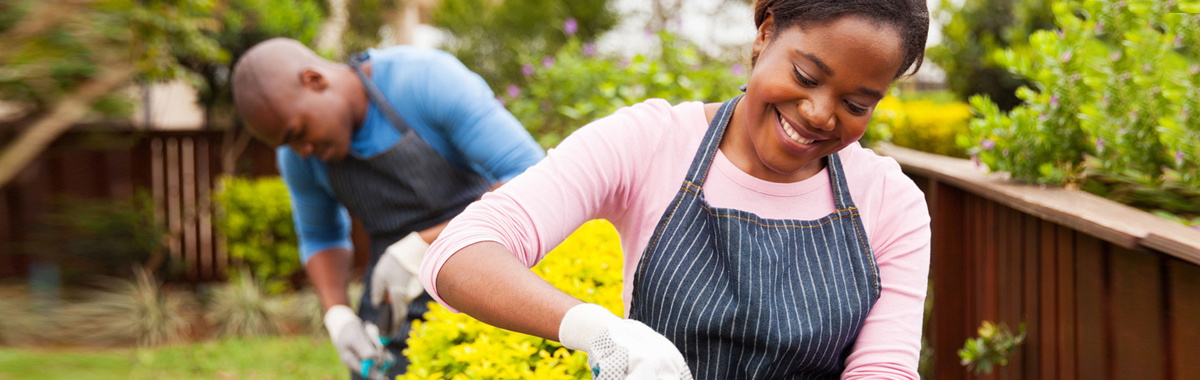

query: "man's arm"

left=306, top=247, right=354, bottom=312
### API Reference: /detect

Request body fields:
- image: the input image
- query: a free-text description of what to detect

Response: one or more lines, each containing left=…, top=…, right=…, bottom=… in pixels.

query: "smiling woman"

left=421, top=0, right=933, bottom=379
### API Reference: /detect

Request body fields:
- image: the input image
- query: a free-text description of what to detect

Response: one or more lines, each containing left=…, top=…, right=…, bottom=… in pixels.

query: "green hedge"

left=962, top=0, right=1200, bottom=226
left=213, top=176, right=301, bottom=291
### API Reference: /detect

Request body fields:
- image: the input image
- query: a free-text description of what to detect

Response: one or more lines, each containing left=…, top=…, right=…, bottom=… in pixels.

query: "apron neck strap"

left=682, top=94, right=741, bottom=191
left=682, top=93, right=856, bottom=210
left=349, top=52, right=411, bottom=134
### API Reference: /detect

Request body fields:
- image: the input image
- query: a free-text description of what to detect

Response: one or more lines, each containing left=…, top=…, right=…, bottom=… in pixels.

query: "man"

left=231, top=38, right=544, bottom=379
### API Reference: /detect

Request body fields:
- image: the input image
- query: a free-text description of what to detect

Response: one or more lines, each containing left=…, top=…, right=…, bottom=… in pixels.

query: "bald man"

left=232, top=38, right=544, bottom=379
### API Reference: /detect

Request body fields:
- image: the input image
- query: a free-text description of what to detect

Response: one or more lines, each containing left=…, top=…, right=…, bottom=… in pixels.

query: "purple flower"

left=563, top=18, right=578, bottom=36
left=644, top=28, right=655, bottom=38
left=1060, top=51, right=1073, bottom=63
left=1175, top=35, right=1184, bottom=47
left=506, top=85, right=521, bottom=99
left=495, top=96, right=506, bottom=106
left=1111, top=51, right=1122, bottom=62
left=1096, top=137, right=1105, bottom=153
left=1095, top=21, right=1104, bottom=33
left=1050, top=94, right=1059, bottom=109
left=1058, top=29, right=1066, bottom=39
left=1002, top=148, right=1010, bottom=157
left=730, top=63, right=745, bottom=76
left=582, top=43, right=596, bottom=57
left=971, top=154, right=981, bottom=168
left=521, top=63, right=535, bottom=77
left=1193, top=225, right=1200, bottom=232
left=542, top=55, right=556, bottom=69
left=1176, top=150, right=1185, bottom=166
left=980, top=138, right=996, bottom=150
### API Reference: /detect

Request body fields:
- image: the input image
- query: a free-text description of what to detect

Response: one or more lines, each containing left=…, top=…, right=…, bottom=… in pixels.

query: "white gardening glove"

left=324, top=305, right=387, bottom=372
left=370, top=231, right=428, bottom=327
left=558, top=303, right=694, bottom=380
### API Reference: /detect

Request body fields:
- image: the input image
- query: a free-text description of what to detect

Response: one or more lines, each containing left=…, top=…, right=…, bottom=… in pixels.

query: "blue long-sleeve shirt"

left=278, top=46, right=545, bottom=263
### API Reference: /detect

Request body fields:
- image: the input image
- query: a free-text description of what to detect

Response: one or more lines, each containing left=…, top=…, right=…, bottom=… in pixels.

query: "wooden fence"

left=878, top=144, right=1200, bottom=380
left=0, top=129, right=280, bottom=281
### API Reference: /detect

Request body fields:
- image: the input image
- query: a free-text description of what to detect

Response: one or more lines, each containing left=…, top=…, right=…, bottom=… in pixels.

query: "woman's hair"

left=752, top=0, right=929, bottom=79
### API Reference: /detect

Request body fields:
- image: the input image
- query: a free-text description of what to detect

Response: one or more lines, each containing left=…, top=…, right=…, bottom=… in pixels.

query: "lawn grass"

left=0, top=336, right=347, bottom=380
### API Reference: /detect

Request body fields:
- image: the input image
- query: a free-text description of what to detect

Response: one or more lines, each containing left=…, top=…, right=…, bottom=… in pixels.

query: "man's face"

left=245, top=74, right=356, bottom=161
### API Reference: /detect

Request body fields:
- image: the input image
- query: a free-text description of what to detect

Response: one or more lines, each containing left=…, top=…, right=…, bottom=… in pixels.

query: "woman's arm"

left=420, top=100, right=679, bottom=340
left=842, top=161, right=932, bottom=380
left=436, top=241, right=582, bottom=340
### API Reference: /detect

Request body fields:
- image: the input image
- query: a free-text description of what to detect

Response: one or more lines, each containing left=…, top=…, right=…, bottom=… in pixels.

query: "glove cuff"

left=558, top=303, right=621, bottom=352
left=387, top=231, right=430, bottom=273
left=324, top=305, right=358, bottom=342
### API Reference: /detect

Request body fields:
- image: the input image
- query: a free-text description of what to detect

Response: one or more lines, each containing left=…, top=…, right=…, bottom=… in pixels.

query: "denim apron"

left=628, top=95, right=881, bottom=379
left=326, top=53, right=493, bottom=378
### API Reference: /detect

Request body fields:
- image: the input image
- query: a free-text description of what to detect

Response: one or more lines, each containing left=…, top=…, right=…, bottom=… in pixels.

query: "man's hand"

left=558, top=304, right=694, bottom=380
left=324, top=305, right=387, bottom=372
left=370, top=231, right=428, bottom=328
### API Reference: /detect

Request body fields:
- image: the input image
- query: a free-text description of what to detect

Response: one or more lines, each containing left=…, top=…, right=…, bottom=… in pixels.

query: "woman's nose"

left=798, top=98, right=836, bottom=131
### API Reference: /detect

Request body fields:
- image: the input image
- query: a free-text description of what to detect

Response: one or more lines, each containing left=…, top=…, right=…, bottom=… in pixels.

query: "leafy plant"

left=504, top=32, right=744, bottom=147
left=399, top=220, right=623, bottom=379
left=963, top=0, right=1200, bottom=226
left=433, top=0, right=618, bottom=95
left=66, top=268, right=197, bottom=347
left=34, top=192, right=166, bottom=283
left=204, top=270, right=289, bottom=338
left=957, top=321, right=1026, bottom=375
left=928, top=0, right=1055, bottom=111
left=213, top=176, right=300, bottom=290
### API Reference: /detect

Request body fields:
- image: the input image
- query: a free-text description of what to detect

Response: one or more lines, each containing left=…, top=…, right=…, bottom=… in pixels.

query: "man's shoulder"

left=369, top=46, right=460, bottom=69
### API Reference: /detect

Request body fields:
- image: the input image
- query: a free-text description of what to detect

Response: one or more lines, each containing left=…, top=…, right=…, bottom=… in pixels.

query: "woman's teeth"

left=779, top=114, right=815, bottom=145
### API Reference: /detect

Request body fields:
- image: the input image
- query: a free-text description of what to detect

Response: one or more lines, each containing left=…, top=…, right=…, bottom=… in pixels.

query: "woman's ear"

left=299, top=66, right=329, bottom=92
left=752, top=12, right=775, bottom=66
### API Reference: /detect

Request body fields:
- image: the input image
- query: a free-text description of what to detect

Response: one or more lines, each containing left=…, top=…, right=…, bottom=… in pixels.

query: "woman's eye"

left=793, top=68, right=817, bottom=87
left=845, top=100, right=868, bottom=115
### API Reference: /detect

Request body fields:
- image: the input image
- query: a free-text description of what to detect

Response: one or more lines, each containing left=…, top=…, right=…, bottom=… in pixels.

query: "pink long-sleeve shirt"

left=421, top=99, right=931, bottom=378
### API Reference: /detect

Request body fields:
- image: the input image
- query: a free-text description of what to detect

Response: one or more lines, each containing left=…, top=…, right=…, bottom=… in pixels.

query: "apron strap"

left=349, top=52, right=412, bottom=135
left=682, top=94, right=742, bottom=192
left=826, top=152, right=853, bottom=210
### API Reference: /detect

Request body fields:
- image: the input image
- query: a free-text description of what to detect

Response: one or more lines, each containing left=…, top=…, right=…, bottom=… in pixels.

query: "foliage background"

left=961, top=0, right=1200, bottom=226
left=213, top=176, right=302, bottom=291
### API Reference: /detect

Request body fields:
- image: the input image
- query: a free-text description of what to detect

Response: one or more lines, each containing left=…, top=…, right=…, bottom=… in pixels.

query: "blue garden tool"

left=361, top=299, right=398, bottom=380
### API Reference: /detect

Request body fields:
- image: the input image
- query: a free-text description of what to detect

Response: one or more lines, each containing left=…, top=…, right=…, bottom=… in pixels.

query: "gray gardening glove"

left=370, top=231, right=428, bottom=328
left=558, top=303, right=694, bottom=380
left=324, top=305, right=387, bottom=372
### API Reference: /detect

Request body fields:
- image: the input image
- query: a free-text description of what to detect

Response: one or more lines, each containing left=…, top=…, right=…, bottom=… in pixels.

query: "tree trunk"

left=0, top=62, right=133, bottom=187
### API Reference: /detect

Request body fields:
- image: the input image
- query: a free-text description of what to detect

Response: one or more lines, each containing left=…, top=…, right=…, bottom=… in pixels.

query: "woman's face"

left=727, top=15, right=903, bottom=183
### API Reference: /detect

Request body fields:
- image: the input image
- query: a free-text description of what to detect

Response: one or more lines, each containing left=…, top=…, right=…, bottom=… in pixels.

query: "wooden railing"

left=876, top=144, right=1200, bottom=380
left=0, top=130, right=280, bottom=281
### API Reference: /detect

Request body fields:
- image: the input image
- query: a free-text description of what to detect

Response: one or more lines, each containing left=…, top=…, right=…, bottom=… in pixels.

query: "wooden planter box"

left=876, top=144, right=1200, bottom=380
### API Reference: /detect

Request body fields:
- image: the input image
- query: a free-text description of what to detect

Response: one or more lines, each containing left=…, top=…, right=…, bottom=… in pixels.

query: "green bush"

left=400, top=220, right=623, bottom=379
left=34, top=192, right=166, bottom=283
left=963, top=0, right=1200, bottom=226
left=433, top=0, right=618, bottom=95
left=213, top=176, right=300, bottom=290
left=504, top=33, right=744, bottom=148
left=928, top=0, right=1055, bottom=110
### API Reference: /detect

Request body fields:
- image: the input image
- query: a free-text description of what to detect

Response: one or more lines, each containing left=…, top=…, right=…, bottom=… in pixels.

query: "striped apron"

left=628, top=95, right=881, bottom=379
left=326, top=53, right=493, bottom=378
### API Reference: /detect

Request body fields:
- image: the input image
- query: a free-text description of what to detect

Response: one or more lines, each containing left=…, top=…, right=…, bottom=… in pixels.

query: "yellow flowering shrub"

left=869, top=96, right=973, bottom=158
left=399, top=220, right=624, bottom=380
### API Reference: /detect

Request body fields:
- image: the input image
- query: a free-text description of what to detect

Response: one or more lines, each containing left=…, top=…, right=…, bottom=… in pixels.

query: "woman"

left=421, top=0, right=932, bottom=378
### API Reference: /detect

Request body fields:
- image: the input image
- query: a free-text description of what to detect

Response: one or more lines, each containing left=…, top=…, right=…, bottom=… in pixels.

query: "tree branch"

left=0, top=61, right=134, bottom=187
